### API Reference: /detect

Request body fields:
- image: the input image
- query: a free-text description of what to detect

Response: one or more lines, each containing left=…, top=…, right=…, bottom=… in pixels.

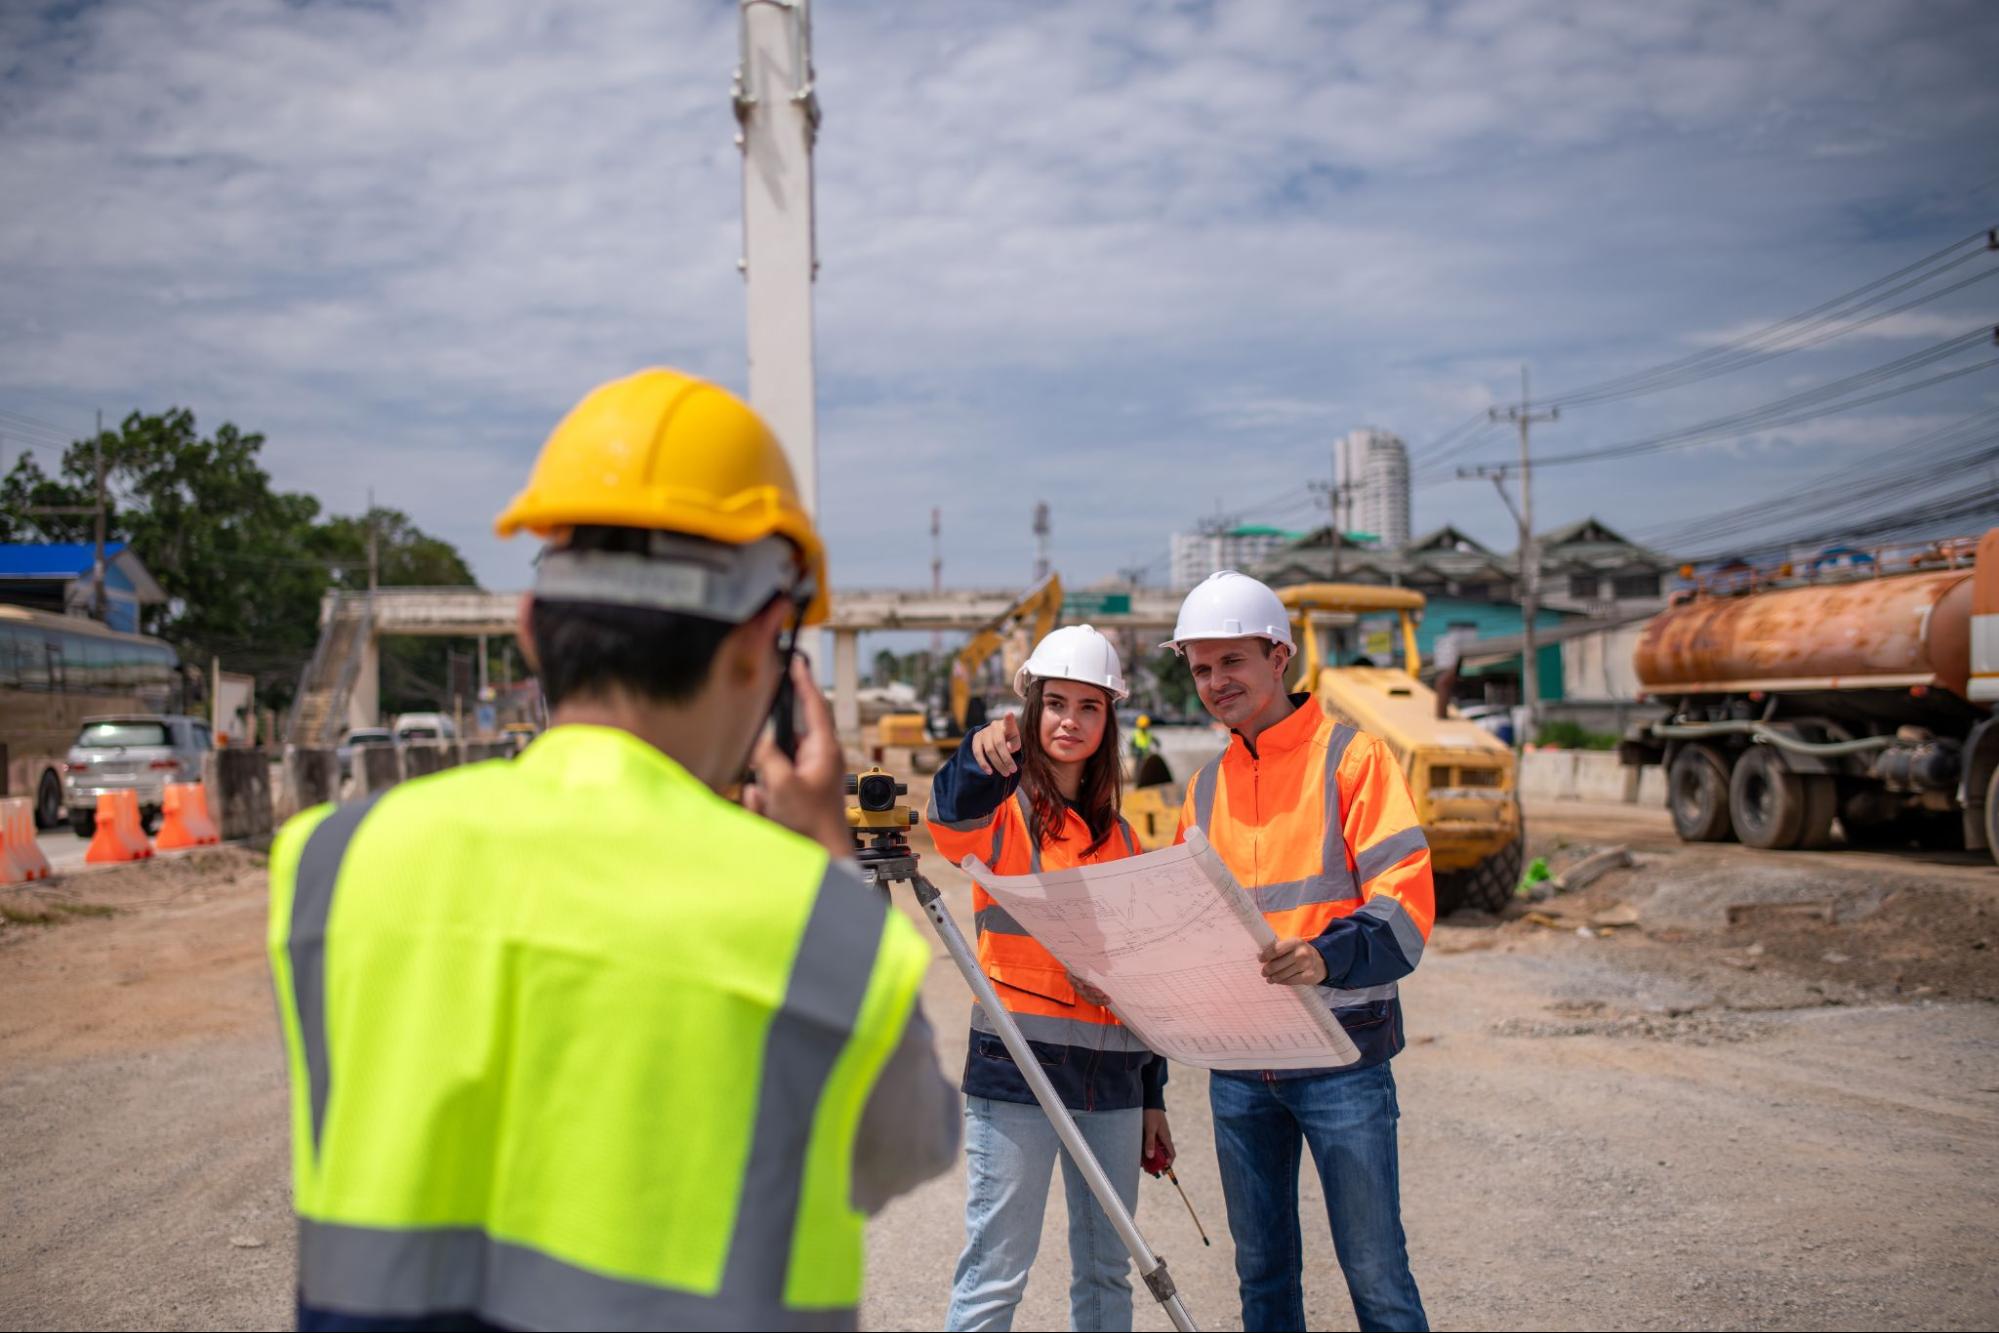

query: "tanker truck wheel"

left=1668, top=745, right=1734, bottom=843
left=1729, top=746, right=1807, bottom=850
left=1433, top=836, right=1524, bottom=917
left=1988, top=767, right=1999, bottom=869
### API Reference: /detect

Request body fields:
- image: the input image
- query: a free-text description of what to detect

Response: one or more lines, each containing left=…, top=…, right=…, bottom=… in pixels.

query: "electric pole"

left=92, top=410, right=106, bottom=621
left=1032, top=501, right=1050, bottom=582
left=366, top=487, right=379, bottom=595
left=28, top=410, right=110, bottom=623
left=930, top=506, right=942, bottom=655
left=1459, top=366, right=1557, bottom=738
left=1310, top=438, right=1360, bottom=581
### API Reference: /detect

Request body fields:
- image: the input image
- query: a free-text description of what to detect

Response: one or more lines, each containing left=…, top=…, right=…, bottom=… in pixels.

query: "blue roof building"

left=0, top=543, right=168, bottom=634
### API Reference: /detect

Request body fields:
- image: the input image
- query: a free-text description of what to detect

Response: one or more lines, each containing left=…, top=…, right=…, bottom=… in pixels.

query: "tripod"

left=854, top=820, right=1200, bottom=1333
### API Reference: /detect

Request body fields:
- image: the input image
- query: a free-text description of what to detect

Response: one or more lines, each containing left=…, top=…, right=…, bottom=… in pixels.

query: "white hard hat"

left=1159, top=570, right=1295, bottom=654
left=1013, top=624, right=1130, bottom=701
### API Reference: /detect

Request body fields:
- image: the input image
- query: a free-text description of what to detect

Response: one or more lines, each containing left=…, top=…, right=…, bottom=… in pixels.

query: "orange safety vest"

left=927, top=787, right=1149, bottom=1053
left=1176, top=696, right=1435, bottom=1032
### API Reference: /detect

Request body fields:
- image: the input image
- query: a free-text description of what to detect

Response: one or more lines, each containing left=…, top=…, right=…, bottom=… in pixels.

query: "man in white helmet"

left=1164, top=571, right=1434, bottom=1332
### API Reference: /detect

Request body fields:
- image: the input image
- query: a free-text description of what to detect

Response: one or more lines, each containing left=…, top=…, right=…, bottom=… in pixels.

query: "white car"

left=391, top=712, right=458, bottom=743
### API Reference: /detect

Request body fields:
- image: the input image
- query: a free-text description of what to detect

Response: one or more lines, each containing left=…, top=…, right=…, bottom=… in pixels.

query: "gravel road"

left=2, top=805, right=1994, bottom=1330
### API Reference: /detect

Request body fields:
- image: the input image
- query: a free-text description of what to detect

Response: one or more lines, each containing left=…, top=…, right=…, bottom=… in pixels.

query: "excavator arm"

left=950, top=574, right=1064, bottom=731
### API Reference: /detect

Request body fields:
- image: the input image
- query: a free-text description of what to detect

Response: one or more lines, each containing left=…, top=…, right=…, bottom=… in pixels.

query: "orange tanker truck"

left=1619, top=529, right=1999, bottom=865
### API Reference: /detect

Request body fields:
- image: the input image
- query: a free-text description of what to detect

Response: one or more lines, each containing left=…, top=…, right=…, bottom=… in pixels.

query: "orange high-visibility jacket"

left=926, top=748, right=1163, bottom=1111
left=1176, top=694, right=1435, bottom=1070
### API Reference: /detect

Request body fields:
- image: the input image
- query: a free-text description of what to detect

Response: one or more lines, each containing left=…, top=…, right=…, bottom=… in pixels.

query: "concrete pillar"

left=349, top=630, right=380, bottom=732
left=833, top=629, right=861, bottom=741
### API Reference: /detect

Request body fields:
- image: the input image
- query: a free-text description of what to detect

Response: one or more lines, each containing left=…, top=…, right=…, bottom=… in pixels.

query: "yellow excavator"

left=876, top=574, right=1065, bottom=753
left=1123, top=583, right=1524, bottom=915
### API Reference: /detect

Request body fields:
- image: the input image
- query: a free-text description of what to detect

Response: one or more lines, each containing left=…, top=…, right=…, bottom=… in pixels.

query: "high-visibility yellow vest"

left=268, top=725, right=930, bottom=1330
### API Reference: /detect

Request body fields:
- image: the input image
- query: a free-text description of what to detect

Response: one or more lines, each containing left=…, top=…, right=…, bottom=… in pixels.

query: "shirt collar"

left=1230, top=692, right=1319, bottom=761
left=517, top=723, right=705, bottom=792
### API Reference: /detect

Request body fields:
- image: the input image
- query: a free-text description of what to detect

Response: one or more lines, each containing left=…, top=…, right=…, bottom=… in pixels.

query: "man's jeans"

left=1210, top=1062, right=1427, bottom=1332
left=946, top=1096, right=1142, bottom=1332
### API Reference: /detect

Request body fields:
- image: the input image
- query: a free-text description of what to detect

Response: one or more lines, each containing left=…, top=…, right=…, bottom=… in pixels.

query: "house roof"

left=0, top=543, right=167, bottom=602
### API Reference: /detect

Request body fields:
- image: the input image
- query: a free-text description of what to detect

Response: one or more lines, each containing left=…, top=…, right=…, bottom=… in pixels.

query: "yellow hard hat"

left=1137, top=714, right=1151, bottom=727
left=496, top=368, right=827, bottom=623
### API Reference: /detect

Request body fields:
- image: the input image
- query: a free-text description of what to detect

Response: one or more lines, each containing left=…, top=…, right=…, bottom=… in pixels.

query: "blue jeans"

left=947, top=1096, right=1143, bottom=1332
left=1210, top=1062, right=1427, bottom=1332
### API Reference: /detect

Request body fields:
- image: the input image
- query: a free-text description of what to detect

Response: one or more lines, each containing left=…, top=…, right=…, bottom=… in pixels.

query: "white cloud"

left=1, top=0, right=1996, bottom=599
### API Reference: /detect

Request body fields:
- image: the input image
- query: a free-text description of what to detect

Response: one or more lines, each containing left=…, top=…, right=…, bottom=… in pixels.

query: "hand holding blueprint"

left=962, top=828, right=1360, bottom=1070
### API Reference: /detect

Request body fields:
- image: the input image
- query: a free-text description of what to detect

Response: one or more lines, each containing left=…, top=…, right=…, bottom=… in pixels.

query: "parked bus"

left=0, top=604, right=181, bottom=828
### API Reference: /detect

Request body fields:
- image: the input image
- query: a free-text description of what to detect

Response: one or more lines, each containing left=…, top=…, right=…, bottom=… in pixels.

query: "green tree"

left=0, top=409, right=482, bottom=715
left=0, top=409, right=327, bottom=684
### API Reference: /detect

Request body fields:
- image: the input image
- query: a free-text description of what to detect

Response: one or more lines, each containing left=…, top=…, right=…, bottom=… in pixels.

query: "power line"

left=1533, top=224, right=1999, bottom=410
left=1456, top=326, right=1999, bottom=472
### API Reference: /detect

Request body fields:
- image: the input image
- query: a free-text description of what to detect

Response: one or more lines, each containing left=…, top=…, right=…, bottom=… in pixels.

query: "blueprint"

left=962, top=828, right=1360, bottom=1070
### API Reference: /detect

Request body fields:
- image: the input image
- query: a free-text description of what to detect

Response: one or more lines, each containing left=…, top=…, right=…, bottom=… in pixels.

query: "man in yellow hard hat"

left=269, top=369, right=958, bottom=1331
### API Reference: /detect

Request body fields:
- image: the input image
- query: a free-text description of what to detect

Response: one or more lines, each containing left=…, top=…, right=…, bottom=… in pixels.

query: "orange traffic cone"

left=86, top=793, right=139, bottom=863
left=156, top=784, right=203, bottom=851
left=5, top=797, right=50, bottom=879
left=189, top=782, right=221, bottom=844
left=120, top=791, right=154, bottom=859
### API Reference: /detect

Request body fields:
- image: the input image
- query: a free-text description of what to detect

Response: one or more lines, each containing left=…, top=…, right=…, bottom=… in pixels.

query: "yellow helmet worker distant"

left=496, top=368, right=829, bottom=624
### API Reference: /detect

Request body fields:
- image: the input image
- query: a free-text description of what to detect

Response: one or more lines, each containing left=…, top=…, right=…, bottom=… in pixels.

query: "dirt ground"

left=2, top=802, right=1995, bottom=1331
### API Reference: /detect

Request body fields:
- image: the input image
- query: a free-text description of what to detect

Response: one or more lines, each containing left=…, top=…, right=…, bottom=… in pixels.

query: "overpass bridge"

left=288, top=586, right=1184, bottom=744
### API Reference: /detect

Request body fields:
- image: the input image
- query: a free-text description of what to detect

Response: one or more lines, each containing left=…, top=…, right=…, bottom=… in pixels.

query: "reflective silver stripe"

left=1253, top=879, right=1362, bottom=913
left=1354, top=824, right=1428, bottom=886
left=1323, top=981, right=1399, bottom=1008
left=720, top=861, right=888, bottom=1298
left=989, top=815, right=1005, bottom=867
left=1190, top=756, right=1221, bottom=831
left=1014, top=790, right=1042, bottom=873
left=970, top=1002, right=1153, bottom=1053
left=925, top=782, right=999, bottom=834
left=288, top=794, right=386, bottom=1157
left=975, top=903, right=1031, bottom=937
left=298, top=1220, right=856, bottom=1332
left=1322, top=724, right=1360, bottom=894
left=1354, top=893, right=1426, bottom=968
left=1116, top=816, right=1137, bottom=856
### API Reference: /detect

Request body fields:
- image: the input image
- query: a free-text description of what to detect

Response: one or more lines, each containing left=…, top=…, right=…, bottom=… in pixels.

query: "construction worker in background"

left=1431, top=620, right=1477, bottom=721
left=268, top=369, right=958, bottom=1332
left=925, top=625, right=1171, bottom=1333
left=1129, top=713, right=1157, bottom=762
left=1165, top=570, right=1434, bottom=1333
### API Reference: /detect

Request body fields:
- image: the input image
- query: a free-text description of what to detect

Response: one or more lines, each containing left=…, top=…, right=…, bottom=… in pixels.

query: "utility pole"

left=1310, top=438, right=1360, bottom=580
left=366, top=487, right=379, bottom=595
left=1460, top=367, right=1557, bottom=737
left=1032, top=501, right=1050, bottom=582
left=930, top=506, right=942, bottom=656
left=91, top=410, right=106, bottom=621
left=28, top=410, right=110, bottom=623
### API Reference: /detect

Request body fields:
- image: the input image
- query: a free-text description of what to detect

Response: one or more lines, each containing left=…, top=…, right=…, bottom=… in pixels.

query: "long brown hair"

left=1017, top=677, right=1123, bottom=856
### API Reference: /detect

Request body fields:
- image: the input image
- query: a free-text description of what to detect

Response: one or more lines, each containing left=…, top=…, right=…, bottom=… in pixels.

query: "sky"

left=2, top=0, right=1996, bottom=599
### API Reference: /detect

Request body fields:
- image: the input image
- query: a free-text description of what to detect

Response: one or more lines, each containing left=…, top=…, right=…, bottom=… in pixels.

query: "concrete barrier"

left=355, top=744, right=402, bottom=796
left=400, top=742, right=459, bottom=779
left=1518, top=749, right=1665, bottom=806
left=284, top=748, right=341, bottom=820
left=204, top=749, right=274, bottom=844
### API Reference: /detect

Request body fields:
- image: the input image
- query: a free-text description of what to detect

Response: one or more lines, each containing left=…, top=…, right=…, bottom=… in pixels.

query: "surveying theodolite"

left=844, top=767, right=1200, bottom=1333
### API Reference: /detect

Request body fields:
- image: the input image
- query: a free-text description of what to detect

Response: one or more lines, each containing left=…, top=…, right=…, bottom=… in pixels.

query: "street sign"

left=1063, top=592, right=1132, bottom=618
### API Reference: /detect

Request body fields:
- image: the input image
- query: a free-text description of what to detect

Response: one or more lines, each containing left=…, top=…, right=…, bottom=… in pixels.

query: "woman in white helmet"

left=925, top=624, right=1173, bottom=1333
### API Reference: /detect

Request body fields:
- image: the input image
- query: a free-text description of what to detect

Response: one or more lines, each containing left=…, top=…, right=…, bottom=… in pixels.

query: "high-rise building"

left=1170, top=525, right=1304, bottom=590
left=1337, top=428, right=1411, bottom=550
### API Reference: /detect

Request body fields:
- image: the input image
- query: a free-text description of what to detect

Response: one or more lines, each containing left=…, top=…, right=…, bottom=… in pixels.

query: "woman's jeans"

left=946, top=1096, right=1142, bottom=1332
left=1209, top=1062, right=1427, bottom=1332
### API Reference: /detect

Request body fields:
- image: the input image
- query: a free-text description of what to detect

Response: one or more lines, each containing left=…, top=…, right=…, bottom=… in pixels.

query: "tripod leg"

left=907, top=872, right=1200, bottom=1333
